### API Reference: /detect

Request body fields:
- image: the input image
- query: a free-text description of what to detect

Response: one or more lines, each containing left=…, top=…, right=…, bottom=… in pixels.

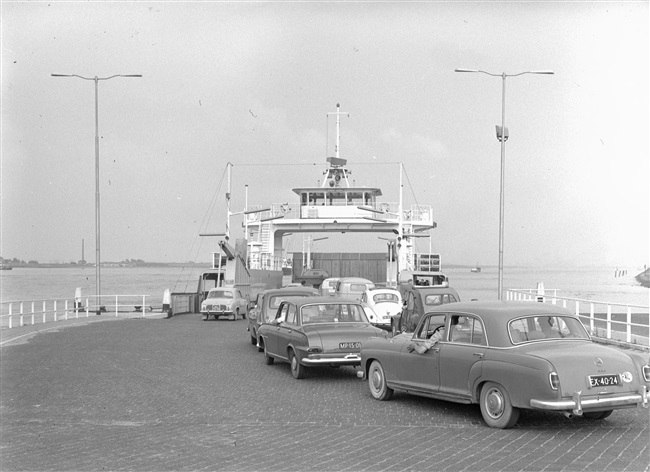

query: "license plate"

left=588, top=374, right=620, bottom=388
left=339, top=342, right=361, bottom=349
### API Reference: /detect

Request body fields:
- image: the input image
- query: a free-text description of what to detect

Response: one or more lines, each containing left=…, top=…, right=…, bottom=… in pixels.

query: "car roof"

left=424, top=300, right=574, bottom=346
left=260, top=287, right=319, bottom=296
left=279, top=296, right=361, bottom=307
left=337, top=277, right=374, bottom=283
left=367, top=286, right=399, bottom=292
left=404, top=285, right=459, bottom=295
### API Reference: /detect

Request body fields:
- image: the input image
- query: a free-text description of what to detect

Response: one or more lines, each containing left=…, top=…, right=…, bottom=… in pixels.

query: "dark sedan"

left=247, top=286, right=319, bottom=349
left=258, top=296, right=386, bottom=379
left=359, top=301, right=650, bottom=428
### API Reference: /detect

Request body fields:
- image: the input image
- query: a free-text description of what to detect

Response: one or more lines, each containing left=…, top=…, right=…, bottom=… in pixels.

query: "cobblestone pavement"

left=1, top=315, right=649, bottom=472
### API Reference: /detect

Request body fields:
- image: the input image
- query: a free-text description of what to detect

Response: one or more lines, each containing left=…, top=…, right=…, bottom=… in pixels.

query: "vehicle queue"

left=238, top=276, right=650, bottom=429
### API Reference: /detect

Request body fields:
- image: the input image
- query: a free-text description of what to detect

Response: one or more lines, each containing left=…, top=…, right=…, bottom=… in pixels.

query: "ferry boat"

left=170, top=104, right=446, bottom=314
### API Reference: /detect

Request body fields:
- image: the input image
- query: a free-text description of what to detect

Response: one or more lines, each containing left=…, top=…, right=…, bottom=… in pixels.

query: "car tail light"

left=643, top=365, right=650, bottom=382
left=308, top=347, right=322, bottom=353
left=549, top=372, right=560, bottom=390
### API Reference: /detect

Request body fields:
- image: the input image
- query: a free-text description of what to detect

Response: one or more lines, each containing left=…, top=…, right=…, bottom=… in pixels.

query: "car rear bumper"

left=302, top=354, right=362, bottom=366
left=530, top=386, right=649, bottom=415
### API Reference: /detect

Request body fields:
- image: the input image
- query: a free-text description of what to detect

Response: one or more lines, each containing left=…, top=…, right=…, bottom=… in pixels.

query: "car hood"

left=522, top=341, right=644, bottom=394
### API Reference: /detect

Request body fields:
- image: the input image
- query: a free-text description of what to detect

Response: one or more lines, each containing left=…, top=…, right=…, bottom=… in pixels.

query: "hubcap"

left=486, top=388, right=504, bottom=418
left=371, top=368, right=382, bottom=391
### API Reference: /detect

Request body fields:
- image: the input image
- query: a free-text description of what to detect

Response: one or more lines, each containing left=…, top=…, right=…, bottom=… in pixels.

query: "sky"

left=1, top=1, right=648, bottom=269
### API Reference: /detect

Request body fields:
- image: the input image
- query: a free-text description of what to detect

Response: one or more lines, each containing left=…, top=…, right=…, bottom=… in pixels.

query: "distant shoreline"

left=4, top=262, right=212, bottom=269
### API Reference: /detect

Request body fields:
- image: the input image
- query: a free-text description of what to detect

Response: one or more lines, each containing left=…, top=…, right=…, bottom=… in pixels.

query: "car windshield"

left=208, top=290, right=233, bottom=299
left=300, top=303, right=369, bottom=325
left=508, top=315, right=590, bottom=344
left=373, top=293, right=399, bottom=304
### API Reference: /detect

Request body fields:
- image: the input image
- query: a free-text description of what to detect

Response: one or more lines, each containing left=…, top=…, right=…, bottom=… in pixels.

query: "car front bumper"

left=530, top=386, right=649, bottom=415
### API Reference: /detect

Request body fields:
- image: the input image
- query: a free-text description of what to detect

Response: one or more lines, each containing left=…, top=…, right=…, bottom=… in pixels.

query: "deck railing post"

left=606, top=304, right=612, bottom=340
left=590, top=302, right=595, bottom=334
left=626, top=306, right=632, bottom=343
left=20, top=301, right=24, bottom=327
left=31, top=301, right=35, bottom=325
left=142, top=295, right=146, bottom=318
left=8, top=303, right=12, bottom=329
left=115, top=295, right=119, bottom=316
left=43, top=300, right=47, bottom=324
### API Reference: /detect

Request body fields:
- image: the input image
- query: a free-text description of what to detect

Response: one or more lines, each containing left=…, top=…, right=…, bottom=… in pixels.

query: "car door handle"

left=473, top=352, right=484, bottom=358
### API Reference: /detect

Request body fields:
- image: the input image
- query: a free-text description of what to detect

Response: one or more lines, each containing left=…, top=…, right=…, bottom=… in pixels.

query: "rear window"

left=373, top=293, right=399, bottom=303
left=208, top=290, right=233, bottom=299
left=301, top=303, right=368, bottom=324
left=424, top=293, right=457, bottom=305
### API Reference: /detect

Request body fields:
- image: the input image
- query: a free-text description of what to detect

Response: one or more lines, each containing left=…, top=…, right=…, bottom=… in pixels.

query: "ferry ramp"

left=1, top=314, right=649, bottom=472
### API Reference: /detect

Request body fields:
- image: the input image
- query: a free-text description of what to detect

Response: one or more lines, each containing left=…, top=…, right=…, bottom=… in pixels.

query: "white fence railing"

left=1, top=295, right=160, bottom=329
left=506, top=288, right=649, bottom=350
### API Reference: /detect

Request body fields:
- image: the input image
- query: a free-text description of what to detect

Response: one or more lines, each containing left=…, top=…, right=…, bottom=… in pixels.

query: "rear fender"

left=477, top=359, right=556, bottom=408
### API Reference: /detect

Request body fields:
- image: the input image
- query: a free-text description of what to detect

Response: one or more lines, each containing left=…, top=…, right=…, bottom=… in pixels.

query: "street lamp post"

left=51, top=73, right=142, bottom=311
left=455, top=69, right=554, bottom=300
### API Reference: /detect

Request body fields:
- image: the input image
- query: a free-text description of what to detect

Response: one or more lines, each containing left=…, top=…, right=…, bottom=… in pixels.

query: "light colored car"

left=320, top=277, right=341, bottom=296
left=334, top=277, right=375, bottom=302
left=247, top=287, right=319, bottom=349
left=359, top=301, right=650, bottom=429
left=200, top=287, right=248, bottom=321
left=258, top=296, right=385, bottom=379
left=360, top=287, right=402, bottom=329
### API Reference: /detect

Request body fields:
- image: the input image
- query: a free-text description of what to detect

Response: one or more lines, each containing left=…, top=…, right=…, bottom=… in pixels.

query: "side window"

left=414, top=316, right=430, bottom=340
left=276, top=303, right=289, bottom=321
left=286, top=304, right=297, bottom=325
left=449, top=294, right=458, bottom=303
left=450, top=316, right=486, bottom=345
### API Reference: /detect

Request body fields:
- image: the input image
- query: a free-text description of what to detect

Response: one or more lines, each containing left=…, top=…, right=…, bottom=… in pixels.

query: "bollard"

left=162, top=289, right=172, bottom=318
left=535, top=282, right=545, bottom=303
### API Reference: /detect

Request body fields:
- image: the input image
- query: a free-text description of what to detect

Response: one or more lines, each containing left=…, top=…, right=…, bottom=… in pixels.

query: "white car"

left=360, top=287, right=402, bottom=329
left=200, top=287, right=248, bottom=321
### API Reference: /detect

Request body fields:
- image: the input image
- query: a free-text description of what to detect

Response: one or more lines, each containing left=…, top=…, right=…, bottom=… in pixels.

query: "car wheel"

left=368, top=360, right=393, bottom=401
left=289, top=349, right=306, bottom=379
left=263, top=341, right=274, bottom=365
left=583, top=410, right=613, bottom=420
left=479, top=381, right=520, bottom=429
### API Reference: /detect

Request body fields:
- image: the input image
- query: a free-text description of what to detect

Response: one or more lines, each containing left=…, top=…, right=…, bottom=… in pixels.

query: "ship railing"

left=247, top=253, right=284, bottom=271
left=243, top=203, right=434, bottom=223
left=506, top=288, right=650, bottom=350
left=0, top=295, right=163, bottom=329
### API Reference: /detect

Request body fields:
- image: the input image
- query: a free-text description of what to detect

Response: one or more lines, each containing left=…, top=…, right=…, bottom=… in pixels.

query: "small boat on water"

left=471, top=263, right=481, bottom=273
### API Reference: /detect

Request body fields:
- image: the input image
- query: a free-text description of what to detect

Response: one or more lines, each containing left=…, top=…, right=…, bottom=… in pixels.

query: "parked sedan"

left=200, top=287, right=248, bottom=321
left=359, top=301, right=650, bottom=429
left=360, top=287, right=402, bottom=329
left=247, top=287, right=319, bottom=349
left=258, top=296, right=386, bottom=379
